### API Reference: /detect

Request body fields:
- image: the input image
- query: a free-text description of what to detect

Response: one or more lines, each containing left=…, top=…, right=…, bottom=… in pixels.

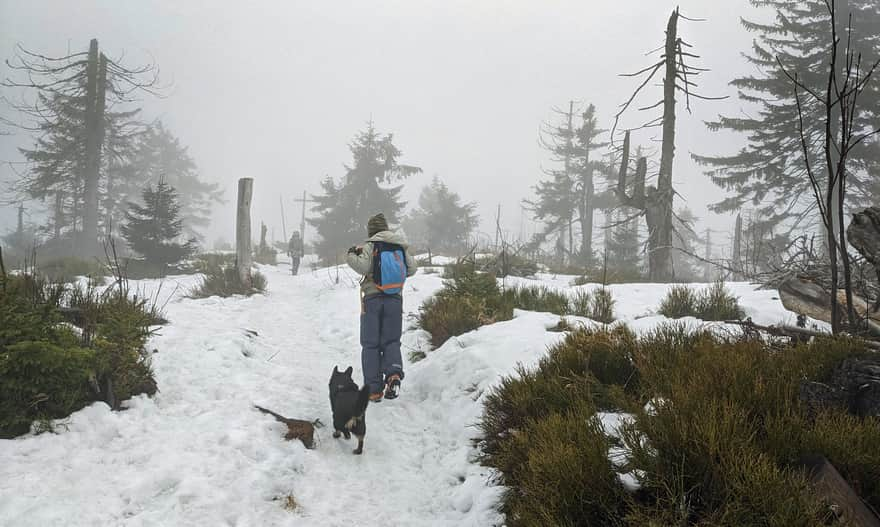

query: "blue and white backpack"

left=371, top=241, right=408, bottom=295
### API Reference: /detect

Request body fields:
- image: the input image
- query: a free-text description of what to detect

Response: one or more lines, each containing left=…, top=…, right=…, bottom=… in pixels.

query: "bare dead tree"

left=780, top=0, right=880, bottom=333
left=3, top=39, right=162, bottom=256
left=612, top=8, right=726, bottom=282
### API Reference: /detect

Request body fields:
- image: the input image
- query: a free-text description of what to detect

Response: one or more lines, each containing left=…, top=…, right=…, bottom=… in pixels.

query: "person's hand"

left=347, top=246, right=359, bottom=255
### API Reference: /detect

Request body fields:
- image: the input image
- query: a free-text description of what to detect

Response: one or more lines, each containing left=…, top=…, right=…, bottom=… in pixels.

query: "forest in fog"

left=2, top=2, right=880, bottom=526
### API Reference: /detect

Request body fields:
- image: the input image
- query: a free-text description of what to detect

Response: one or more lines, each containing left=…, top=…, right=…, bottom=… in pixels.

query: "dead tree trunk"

left=652, top=8, right=679, bottom=282
left=82, top=39, right=102, bottom=256
left=732, top=213, right=743, bottom=276
left=613, top=7, right=724, bottom=281
left=615, top=131, right=666, bottom=279
left=236, top=178, right=254, bottom=287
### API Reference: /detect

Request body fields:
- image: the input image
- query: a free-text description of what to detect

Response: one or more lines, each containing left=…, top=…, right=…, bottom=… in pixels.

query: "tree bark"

left=53, top=191, right=63, bottom=240
left=650, top=9, right=679, bottom=282
left=81, top=40, right=106, bottom=256
left=236, top=178, right=254, bottom=287
left=797, top=455, right=880, bottom=527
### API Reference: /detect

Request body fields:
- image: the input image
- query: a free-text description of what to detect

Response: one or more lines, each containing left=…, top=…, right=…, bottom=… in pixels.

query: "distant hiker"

left=346, top=213, right=416, bottom=402
left=288, top=231, right=304, bottom=275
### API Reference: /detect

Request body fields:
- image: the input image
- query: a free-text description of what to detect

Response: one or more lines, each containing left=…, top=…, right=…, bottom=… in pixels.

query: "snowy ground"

left=0, top=261, right=820, bottom=526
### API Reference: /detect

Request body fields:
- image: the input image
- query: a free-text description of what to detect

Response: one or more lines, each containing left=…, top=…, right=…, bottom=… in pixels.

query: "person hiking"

left=346, top=213, right=416, bottom=402
left=288, top=231, right=304, bottom=275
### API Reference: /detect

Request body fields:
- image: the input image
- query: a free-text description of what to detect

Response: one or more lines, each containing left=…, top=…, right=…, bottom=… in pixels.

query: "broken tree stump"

left=236, top=178, right=254, bottom=287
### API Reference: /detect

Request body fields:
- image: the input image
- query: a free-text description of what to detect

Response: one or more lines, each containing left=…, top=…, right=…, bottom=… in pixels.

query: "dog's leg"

left=343, top=430, right=351, bottom=440
left=353, top=435, right=364, bottom=455
left=333, top=429, right=341, bottom=439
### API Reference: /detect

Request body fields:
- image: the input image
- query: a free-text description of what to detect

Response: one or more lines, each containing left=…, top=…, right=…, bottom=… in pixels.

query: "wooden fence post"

left=236, top=178, right=254, bottom=286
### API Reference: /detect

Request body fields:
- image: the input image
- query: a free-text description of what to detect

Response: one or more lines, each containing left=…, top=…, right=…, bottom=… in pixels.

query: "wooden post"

left=236, top=178, right=254, bottom=286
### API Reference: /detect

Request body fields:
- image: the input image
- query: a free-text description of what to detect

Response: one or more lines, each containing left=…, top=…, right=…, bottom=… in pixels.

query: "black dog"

left=328, top=366, right=370, bottom=455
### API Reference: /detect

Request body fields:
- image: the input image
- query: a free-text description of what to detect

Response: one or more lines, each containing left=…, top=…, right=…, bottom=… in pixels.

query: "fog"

left=0, top=0, right=769, bottom=249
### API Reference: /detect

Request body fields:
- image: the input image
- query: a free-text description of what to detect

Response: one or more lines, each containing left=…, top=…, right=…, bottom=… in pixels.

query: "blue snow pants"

left=361, top=294, right=404, bottom=394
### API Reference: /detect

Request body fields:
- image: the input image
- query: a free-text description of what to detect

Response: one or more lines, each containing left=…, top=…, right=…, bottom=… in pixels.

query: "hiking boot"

left=384, top=374, right=401, bottom=400
left=369, top=391, right=384, bottom=403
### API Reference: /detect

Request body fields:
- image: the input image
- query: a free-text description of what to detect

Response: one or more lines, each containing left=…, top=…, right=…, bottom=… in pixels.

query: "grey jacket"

left=346, top=230, right=417, bottom=297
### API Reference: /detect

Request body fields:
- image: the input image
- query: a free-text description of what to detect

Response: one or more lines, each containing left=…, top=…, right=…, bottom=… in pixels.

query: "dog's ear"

left=345, top=366, right=353, bottom=376
left=333, top=366, right=339, bottom=374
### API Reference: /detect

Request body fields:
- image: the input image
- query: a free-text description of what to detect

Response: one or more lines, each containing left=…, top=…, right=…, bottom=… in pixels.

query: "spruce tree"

left=404, top=176, right=478, bottom=254
left=309, top=122, right=421, bottom=262
left=693, top=0, right=880, bottom=229
left=121, top=180, right=196, bottom=276
left=16, top=88, right=143, bottom=242
left=606, top=212, right=641, bottom=278
left=528, top=103, right=580, bottom=263
left=573, top=104, right=608, bottom=267
left=4, top=39, right=161, bottom=255
left=127, top=122, right=222, bottom=240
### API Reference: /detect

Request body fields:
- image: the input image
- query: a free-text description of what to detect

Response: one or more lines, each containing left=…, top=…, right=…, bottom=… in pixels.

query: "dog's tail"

left=354, top=386, right=370, bottom=416
left=254, top=404, right=291, bottom=424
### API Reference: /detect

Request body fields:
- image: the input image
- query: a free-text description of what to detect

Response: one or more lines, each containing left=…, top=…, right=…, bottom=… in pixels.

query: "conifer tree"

left=121, top=180, right=196, bottom=276
left=527, top=103, right=579, bottom=262
left=693, top=0, right=880, bottom=229
left=3, top=39, right=161, bottom=255
left=404, top=176, right=478, bottom=254
left=127, top=122, right=222, bottom=240
left=309, top=122, right=421, bottom=262
left=573, top=104, right=608, bottom=266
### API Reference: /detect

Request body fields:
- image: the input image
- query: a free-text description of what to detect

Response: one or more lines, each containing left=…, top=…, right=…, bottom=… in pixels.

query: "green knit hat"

left=367, top=213, right=389, bottom=237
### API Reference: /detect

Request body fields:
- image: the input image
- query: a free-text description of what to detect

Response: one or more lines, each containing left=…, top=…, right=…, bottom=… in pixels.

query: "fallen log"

left=723, top=319, right=880, bottom=352
left=778, top=276, right=880, bottom=338
left=797, top=454, right=880, bottom=527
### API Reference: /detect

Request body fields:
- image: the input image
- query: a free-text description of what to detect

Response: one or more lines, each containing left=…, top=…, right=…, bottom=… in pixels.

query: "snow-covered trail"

left=1, top=261, right=816, bottom=526
left=0, top=262, right=559, bottom=527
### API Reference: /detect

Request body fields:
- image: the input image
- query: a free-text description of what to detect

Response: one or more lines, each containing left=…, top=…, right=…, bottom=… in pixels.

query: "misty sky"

left=0, top=0, right=772, bottom=252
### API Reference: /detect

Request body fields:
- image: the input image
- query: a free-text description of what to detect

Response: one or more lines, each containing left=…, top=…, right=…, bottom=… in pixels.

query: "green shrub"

left=190, top=262, right=267, bottom=298
left=573, top=268, right=645, bottom=286
left=503, top=285, right=570, bottom=315
left=478, top=322, right=880, bottom=525
left=36, top=257, right=106, bottom=283
left=658, top=281, right=743, bottom=321
left=503, top=405, right=628, bottom=526
left=657, top=284, right=698, bottom=318
left=696, top=280, right=745, bottom=321
left=0, top=269, right=159, bottom=438
left=589, top=287, right=616, bottom=324
left=417, top=294, right=488, bottom=348
left=477, top=252, right=539, bottom=278
left=121, top=258, right=166, bottom=280
left=622, top=330, right=876, bottom=523
left=568, top=289, right=592, bottom=317
left=479, top=327, right=639, bottom=471
left=417, top=267, right=515, bottom=348
left=0, top=340, right=96, bottom=437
